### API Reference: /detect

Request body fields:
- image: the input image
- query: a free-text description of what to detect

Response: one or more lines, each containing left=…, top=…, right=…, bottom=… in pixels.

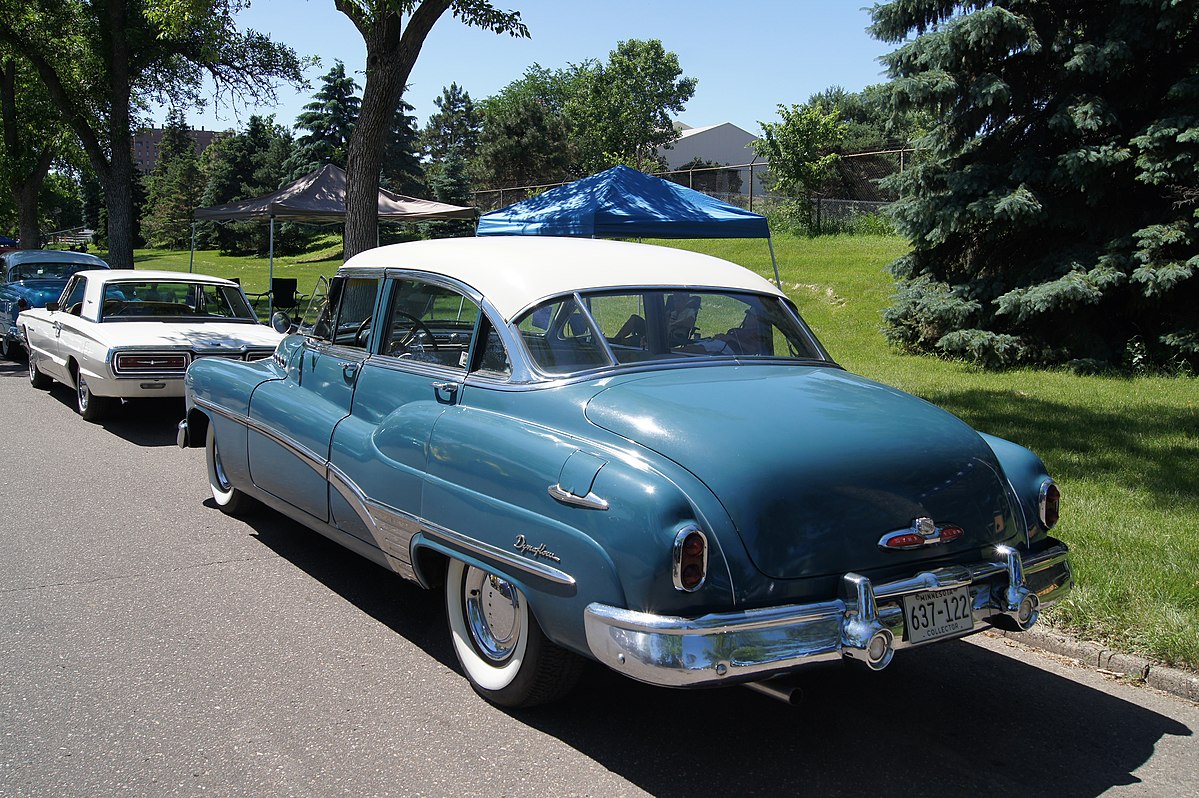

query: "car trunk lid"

left=584, top=365, right=1020, bottom=580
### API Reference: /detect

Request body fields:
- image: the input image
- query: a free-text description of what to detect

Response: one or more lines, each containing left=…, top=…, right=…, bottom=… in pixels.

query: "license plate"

left=902, top=586, right=974, bottom=644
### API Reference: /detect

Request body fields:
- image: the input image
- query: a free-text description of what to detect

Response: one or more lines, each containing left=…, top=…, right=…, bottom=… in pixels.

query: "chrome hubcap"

left=77, top=376, right=89, bottom=411
left=462, top=567, right=522, bottom=663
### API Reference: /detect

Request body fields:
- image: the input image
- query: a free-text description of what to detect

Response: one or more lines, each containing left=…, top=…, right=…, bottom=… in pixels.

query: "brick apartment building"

left=132, top=127, right=226, bottom=173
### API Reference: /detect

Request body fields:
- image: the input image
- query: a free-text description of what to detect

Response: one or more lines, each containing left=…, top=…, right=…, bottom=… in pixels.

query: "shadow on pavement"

left=241, top=501, right=1193, bottom=798
left=37, top=382, right=184, bottom=446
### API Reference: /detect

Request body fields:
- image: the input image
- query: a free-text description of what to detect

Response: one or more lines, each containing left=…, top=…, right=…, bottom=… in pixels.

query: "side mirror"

left=45, top=301, right=59, bottom=312
left=270, top=310, right=295, bottom=334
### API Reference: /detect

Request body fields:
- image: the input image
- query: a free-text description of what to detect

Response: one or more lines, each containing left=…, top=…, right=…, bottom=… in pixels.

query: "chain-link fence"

left=472, top=148, right=918, bottom=234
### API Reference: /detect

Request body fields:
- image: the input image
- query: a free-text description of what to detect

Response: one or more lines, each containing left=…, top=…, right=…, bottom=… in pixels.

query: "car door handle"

left=338, top=361, right=358, bottom=380
left=432, top=381, right=459, bottom=403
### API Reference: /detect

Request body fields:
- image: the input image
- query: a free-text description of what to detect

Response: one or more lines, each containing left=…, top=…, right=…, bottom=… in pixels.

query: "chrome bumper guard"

left=583, top=542, right=1072, bottom=688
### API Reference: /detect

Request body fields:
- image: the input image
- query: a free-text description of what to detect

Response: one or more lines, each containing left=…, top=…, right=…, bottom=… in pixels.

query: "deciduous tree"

left=0, top=57, right=72, bottom=247
left=333, top=0, right=527, bottom=259
left=0, top=0, right=304, bottom=267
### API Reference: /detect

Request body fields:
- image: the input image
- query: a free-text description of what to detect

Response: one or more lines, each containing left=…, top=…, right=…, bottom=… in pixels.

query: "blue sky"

left=180, top=1, right=897, bottom=135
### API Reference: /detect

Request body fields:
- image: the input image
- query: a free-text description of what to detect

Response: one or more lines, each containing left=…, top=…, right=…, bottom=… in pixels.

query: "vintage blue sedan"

left=178, top=237, right=1072, bottom=707
left=0, top=249, right=109, bottom=359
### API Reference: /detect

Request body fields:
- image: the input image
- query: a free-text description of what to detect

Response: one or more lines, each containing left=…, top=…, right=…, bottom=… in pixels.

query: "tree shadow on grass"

left=917, top=387, right=1199, bottom=510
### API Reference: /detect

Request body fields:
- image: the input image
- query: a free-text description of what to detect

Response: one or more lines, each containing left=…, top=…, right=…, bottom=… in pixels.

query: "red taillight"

left=673, top=527, right=707, bottom=592
left=1040, top=481, right=1061, bottom=529
left=114, top=352, right=189, bottom=373
left=885, top=533, right=924, bottom=549
left=938, top=525, right=964, bottom=543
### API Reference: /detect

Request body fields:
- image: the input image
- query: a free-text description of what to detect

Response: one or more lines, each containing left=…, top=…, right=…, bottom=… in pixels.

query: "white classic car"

left=21, top=269, right=284, bottom=421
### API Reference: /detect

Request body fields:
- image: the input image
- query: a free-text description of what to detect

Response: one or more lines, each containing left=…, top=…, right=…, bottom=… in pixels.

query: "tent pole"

left=269, top=215, right=275, bottom=294
left=767, top=236, right=781, bottom=289
left=188, top=222, right=196, bottom=273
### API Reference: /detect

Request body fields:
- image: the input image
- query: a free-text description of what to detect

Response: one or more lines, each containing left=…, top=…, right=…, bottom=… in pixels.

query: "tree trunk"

left=341, top=0, right=451, bottom=260
left=14, top=177, right=45, bottom=249
left=101, top=0, right=135, bottom=269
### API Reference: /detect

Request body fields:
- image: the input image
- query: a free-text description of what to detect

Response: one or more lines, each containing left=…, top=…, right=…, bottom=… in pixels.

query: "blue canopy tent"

left=476, top=165, right=780, bottom=286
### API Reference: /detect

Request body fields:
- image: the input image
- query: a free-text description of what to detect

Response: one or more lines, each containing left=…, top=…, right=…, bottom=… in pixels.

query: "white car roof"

left=341, top=237, right=785, bottom=322
left=85, top=269, right=237, bottom=286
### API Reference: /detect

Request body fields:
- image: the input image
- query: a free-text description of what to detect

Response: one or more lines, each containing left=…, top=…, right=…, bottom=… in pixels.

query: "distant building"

left=658, top=122, right=765, bottom=195
left=132, top=127, right=227, bottom=174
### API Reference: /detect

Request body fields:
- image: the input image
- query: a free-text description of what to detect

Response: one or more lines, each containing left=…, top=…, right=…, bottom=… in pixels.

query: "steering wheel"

left=387, top=311, right=440, bottom=355
left=102, top=299, right=127, bottom=317
left=353, top=315, right=373, bottom=347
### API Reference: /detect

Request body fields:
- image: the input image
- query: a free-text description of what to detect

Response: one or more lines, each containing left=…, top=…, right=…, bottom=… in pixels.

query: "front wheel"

left=445, top=559, right=582, bottom=708
left=206, top=424, right=257, bottom=515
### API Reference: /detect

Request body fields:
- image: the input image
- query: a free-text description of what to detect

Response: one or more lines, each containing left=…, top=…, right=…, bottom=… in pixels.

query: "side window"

left=299, top=275, right=332, bottom=335
left=473, top=316, right=512, bottom=379
left=383, top=279, right=481, bottom=370
left=61, top=276, right=86, bottom=314
left=515, top=297, right=610, bottom=373
left=329, top=277, right=381, bottom=348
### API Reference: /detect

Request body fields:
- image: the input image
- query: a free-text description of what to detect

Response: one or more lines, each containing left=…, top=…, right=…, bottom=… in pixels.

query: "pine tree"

left=426, top=143, right=473, bottom=238
left=284, top=60, right=360, bottom=179
left=421, top=83, right=481, bottom=166
left=382, top=96, right=424, bottom=197
left=872, top=1, right=1199, bottom=371
left=141, top=108, right=201, bottom=249
left=198, top=115, right=294, bottom=255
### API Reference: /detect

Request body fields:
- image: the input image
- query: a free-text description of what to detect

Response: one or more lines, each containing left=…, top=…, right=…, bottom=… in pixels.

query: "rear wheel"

left=0, top=334, right=17, bottom=360
left=74, top=369, right=115, bottom=422
left=445, top=559, right=582, bottom=708
left=206, top=424, right=257, bottom=515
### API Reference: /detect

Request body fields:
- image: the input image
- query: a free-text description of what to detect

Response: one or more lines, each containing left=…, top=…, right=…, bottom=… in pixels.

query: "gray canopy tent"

left=191, top=163, right=476, bottom=289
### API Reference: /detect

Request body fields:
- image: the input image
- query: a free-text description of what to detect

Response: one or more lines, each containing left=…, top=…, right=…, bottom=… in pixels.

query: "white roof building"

left=658, top=123, right=764, bottom=196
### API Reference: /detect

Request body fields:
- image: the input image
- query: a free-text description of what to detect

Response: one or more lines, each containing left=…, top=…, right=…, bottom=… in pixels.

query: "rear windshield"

left=100, top=281, right=256, bottom=321
left=515, top=290, right=828, bottom=374
left=8, top=260, right=99, bottom=281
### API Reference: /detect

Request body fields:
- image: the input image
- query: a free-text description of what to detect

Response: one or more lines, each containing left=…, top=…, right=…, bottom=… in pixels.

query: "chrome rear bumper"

left=584, top=541, right=1072, bottom=688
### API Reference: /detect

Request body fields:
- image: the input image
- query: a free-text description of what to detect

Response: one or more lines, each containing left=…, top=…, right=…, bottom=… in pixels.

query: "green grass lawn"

left=129, top=236, right=1199, bottom=670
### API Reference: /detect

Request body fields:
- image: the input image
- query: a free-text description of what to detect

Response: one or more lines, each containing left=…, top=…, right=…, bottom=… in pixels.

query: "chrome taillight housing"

left=113, top=351, right=189, bottom=374
left=1039, top=479, right=1061, bottom=529
left=672, top=526, right=707, bottom=592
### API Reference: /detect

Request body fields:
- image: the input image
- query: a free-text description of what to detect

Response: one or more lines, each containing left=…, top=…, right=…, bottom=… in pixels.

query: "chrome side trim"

left=192, top=396, right=574, bottom=589
left=419, top=521, right=577, bottom=588
left=584, top=542, right=1072, bottom=688
left=192, top=396, right=326, bottom=479
left=547, top=483, right=609, bottom=510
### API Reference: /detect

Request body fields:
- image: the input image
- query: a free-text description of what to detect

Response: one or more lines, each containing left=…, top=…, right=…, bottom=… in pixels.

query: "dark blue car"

left=0, top=249, right=109, bottom=359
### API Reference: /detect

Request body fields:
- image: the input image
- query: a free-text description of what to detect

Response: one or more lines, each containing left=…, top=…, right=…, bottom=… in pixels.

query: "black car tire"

left=206, top=424, right=257, bottom=515
left=445, top=558, right=582, bottom=708
left=74, top=370, right=115, bottom=422
left=28, top=352, right=52, bottom=389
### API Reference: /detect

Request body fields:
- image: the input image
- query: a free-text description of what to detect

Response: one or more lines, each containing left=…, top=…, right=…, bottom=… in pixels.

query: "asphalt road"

left=1, top=358, right=1197, bottom=798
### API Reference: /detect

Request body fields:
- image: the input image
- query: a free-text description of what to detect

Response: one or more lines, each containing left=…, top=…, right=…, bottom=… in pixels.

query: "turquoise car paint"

left=584, top=365, right=1023, bottom=581
left=978, top=432, right=1057, bottom=542
left=179, top=237, right=1072, bottom=704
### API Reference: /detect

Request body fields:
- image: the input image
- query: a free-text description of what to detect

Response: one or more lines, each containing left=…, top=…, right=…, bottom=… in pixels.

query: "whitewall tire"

left=445, top=558, right=582, bottom=708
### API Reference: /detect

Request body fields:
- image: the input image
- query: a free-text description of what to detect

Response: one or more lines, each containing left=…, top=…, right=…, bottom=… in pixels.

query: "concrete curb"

left=996, top=627, right=1199, bottom=703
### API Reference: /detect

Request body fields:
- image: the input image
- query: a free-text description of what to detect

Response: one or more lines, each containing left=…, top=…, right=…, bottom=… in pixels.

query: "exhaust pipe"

left=744, top=680, right=804, bottom=706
